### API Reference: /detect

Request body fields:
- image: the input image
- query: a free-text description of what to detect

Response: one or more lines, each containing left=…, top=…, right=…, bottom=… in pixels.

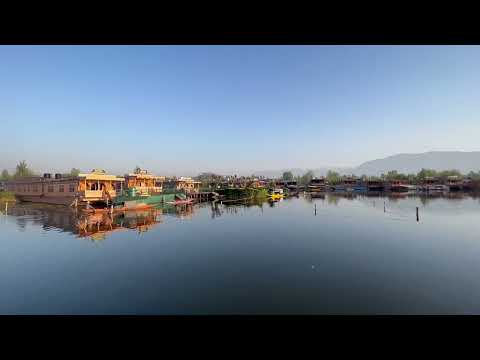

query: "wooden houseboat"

left=124, top=169, right=165, bottom=195
left=308, top=177, right=328, bottom=192
left=366, top=179, right=385, bottom=191
left=462, top=177, right=474, bottom=191
left=332, top=177, right=357, bottom=192
left=5, top=169, right=125, bottom=206
left=285, top=180, right=298, bottom=190
left=446, top=175, right=463, bottom=191
left=353, top=179, right=368, bottom=192
left=421, top=177, right=447, bottom=192
left=389, top=180, right=413, bottom=192
left=174, top=177, right=201, bottom=194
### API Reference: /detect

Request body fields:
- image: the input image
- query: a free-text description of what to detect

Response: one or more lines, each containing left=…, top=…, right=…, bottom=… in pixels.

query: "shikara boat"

left=268, top=188, right=285, bottom=200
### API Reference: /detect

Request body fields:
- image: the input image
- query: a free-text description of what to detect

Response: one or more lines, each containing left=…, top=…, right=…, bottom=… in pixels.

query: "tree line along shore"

left=3, top=161, right=480, bottom=203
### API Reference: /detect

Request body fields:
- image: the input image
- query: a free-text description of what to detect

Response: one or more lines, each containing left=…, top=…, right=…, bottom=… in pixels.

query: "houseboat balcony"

left=80, top=190, right=117, bottom=200
left=82, top=190, right=103, bottom=199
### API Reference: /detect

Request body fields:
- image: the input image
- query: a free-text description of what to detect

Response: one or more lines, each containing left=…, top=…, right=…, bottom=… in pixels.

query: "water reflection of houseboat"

left=308, top=178, right=328, bottom=192
left=329, top=192, right=356, bottom=200
left=6, top=202, right=163, bottom=241
left=307, top=192, right=325, bottom=200
left=362, top=191, right=384, bottom=197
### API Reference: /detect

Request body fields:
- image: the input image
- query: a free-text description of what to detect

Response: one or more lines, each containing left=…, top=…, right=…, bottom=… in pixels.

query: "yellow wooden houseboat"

left=6, top=169, right=125, bottom=206
left=124, top=169, right=165, bottom=195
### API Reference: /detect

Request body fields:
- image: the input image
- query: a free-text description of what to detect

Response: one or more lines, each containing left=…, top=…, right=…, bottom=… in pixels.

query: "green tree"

left=299, top=170, right=315, bottom=185
left=326, top=170, right=342, bottom=185
left=416, top=168, right=437, bottom=181
left=14, top=160, right=34, bottom=179
left=282, top=171, right=294, bottom=181
left=437, top=169, right=461, bottom=181
left=70, top=168, right=80, bottom=177
left=467, top=170, right=480, bottom=180
left=1, top=169, right=10, bottom=181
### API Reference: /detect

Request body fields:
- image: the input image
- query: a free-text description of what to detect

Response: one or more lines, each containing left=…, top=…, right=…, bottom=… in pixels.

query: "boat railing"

left=83, top=190, right=103, bottom=199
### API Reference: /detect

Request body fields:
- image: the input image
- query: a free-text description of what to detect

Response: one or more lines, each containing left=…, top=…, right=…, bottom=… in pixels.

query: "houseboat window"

left=90, top=183, right=98, bottom=190
left=69, top=184, right=75, bottom=192
left=59, top=185, right=64, bottom=192
left=48, top=185, right=54, bottom=192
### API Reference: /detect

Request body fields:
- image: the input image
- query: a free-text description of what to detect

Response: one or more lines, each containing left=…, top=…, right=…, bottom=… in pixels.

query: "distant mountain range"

left=251, top=151, right=480, bottom=178
left=354, top=151, right=480, bottom=175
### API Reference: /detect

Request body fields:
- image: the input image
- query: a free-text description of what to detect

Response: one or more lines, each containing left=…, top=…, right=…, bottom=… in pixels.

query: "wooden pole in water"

left=384, top=201, right=386, bottom=212
left=416, top=207, right=419, bottom=222
left=314, top=203, right=317, bottom=216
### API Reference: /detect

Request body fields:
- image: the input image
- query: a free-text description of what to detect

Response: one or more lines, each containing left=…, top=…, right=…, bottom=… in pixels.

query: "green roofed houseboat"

left=112, top=169, right=187, bottom=210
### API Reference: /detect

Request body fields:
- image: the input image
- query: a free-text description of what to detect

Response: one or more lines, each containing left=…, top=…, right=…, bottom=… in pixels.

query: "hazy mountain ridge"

left=354, top=151, right=480, bottom=175
left=251, top=151, right=480, bottom=178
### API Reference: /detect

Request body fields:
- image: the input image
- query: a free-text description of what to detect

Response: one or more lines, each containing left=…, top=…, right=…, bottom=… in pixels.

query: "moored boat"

left=166, top=199, right=194, bottom=206
left=5, top=169, right=125, bottom=206
left=268, top=188, right=285, bottom=200
left=421, top=177, right=448, bottom=192
left=367, top=179, right=385, bottom=192
left=285, top=180, right=298, bottom=190
left=353, top=180, right=368, bottom=192
left=308, top=177, right=328, bottom=192
left=446, top=175, right=463, bottom=191
left=389, top=180, right=412, bottom=192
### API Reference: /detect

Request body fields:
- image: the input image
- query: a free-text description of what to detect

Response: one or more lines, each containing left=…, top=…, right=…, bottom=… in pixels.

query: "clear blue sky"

left=1, top=45, right=480, bottom=175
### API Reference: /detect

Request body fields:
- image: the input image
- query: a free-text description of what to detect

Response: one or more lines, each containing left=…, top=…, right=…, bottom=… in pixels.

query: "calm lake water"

left=2, top=192, right=480, bottom=314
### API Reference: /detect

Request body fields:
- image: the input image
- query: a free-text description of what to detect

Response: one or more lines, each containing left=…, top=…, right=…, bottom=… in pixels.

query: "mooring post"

left=416, top=206, right=419, bottom=222
left=384, top=201, right=386, bottom=213
left=314, top=203, right=317, bottom=216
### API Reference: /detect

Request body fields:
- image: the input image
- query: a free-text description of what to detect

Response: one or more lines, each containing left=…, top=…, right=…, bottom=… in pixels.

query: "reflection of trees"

left=161, top=204, right=195, bottom=219
left=211, top=202, right=222, bottom=219
left=209, top=198, right=267, bottom=218
left=16, top=216, right=27, bottom=231
left=326, top=194, right=340, bottom=206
